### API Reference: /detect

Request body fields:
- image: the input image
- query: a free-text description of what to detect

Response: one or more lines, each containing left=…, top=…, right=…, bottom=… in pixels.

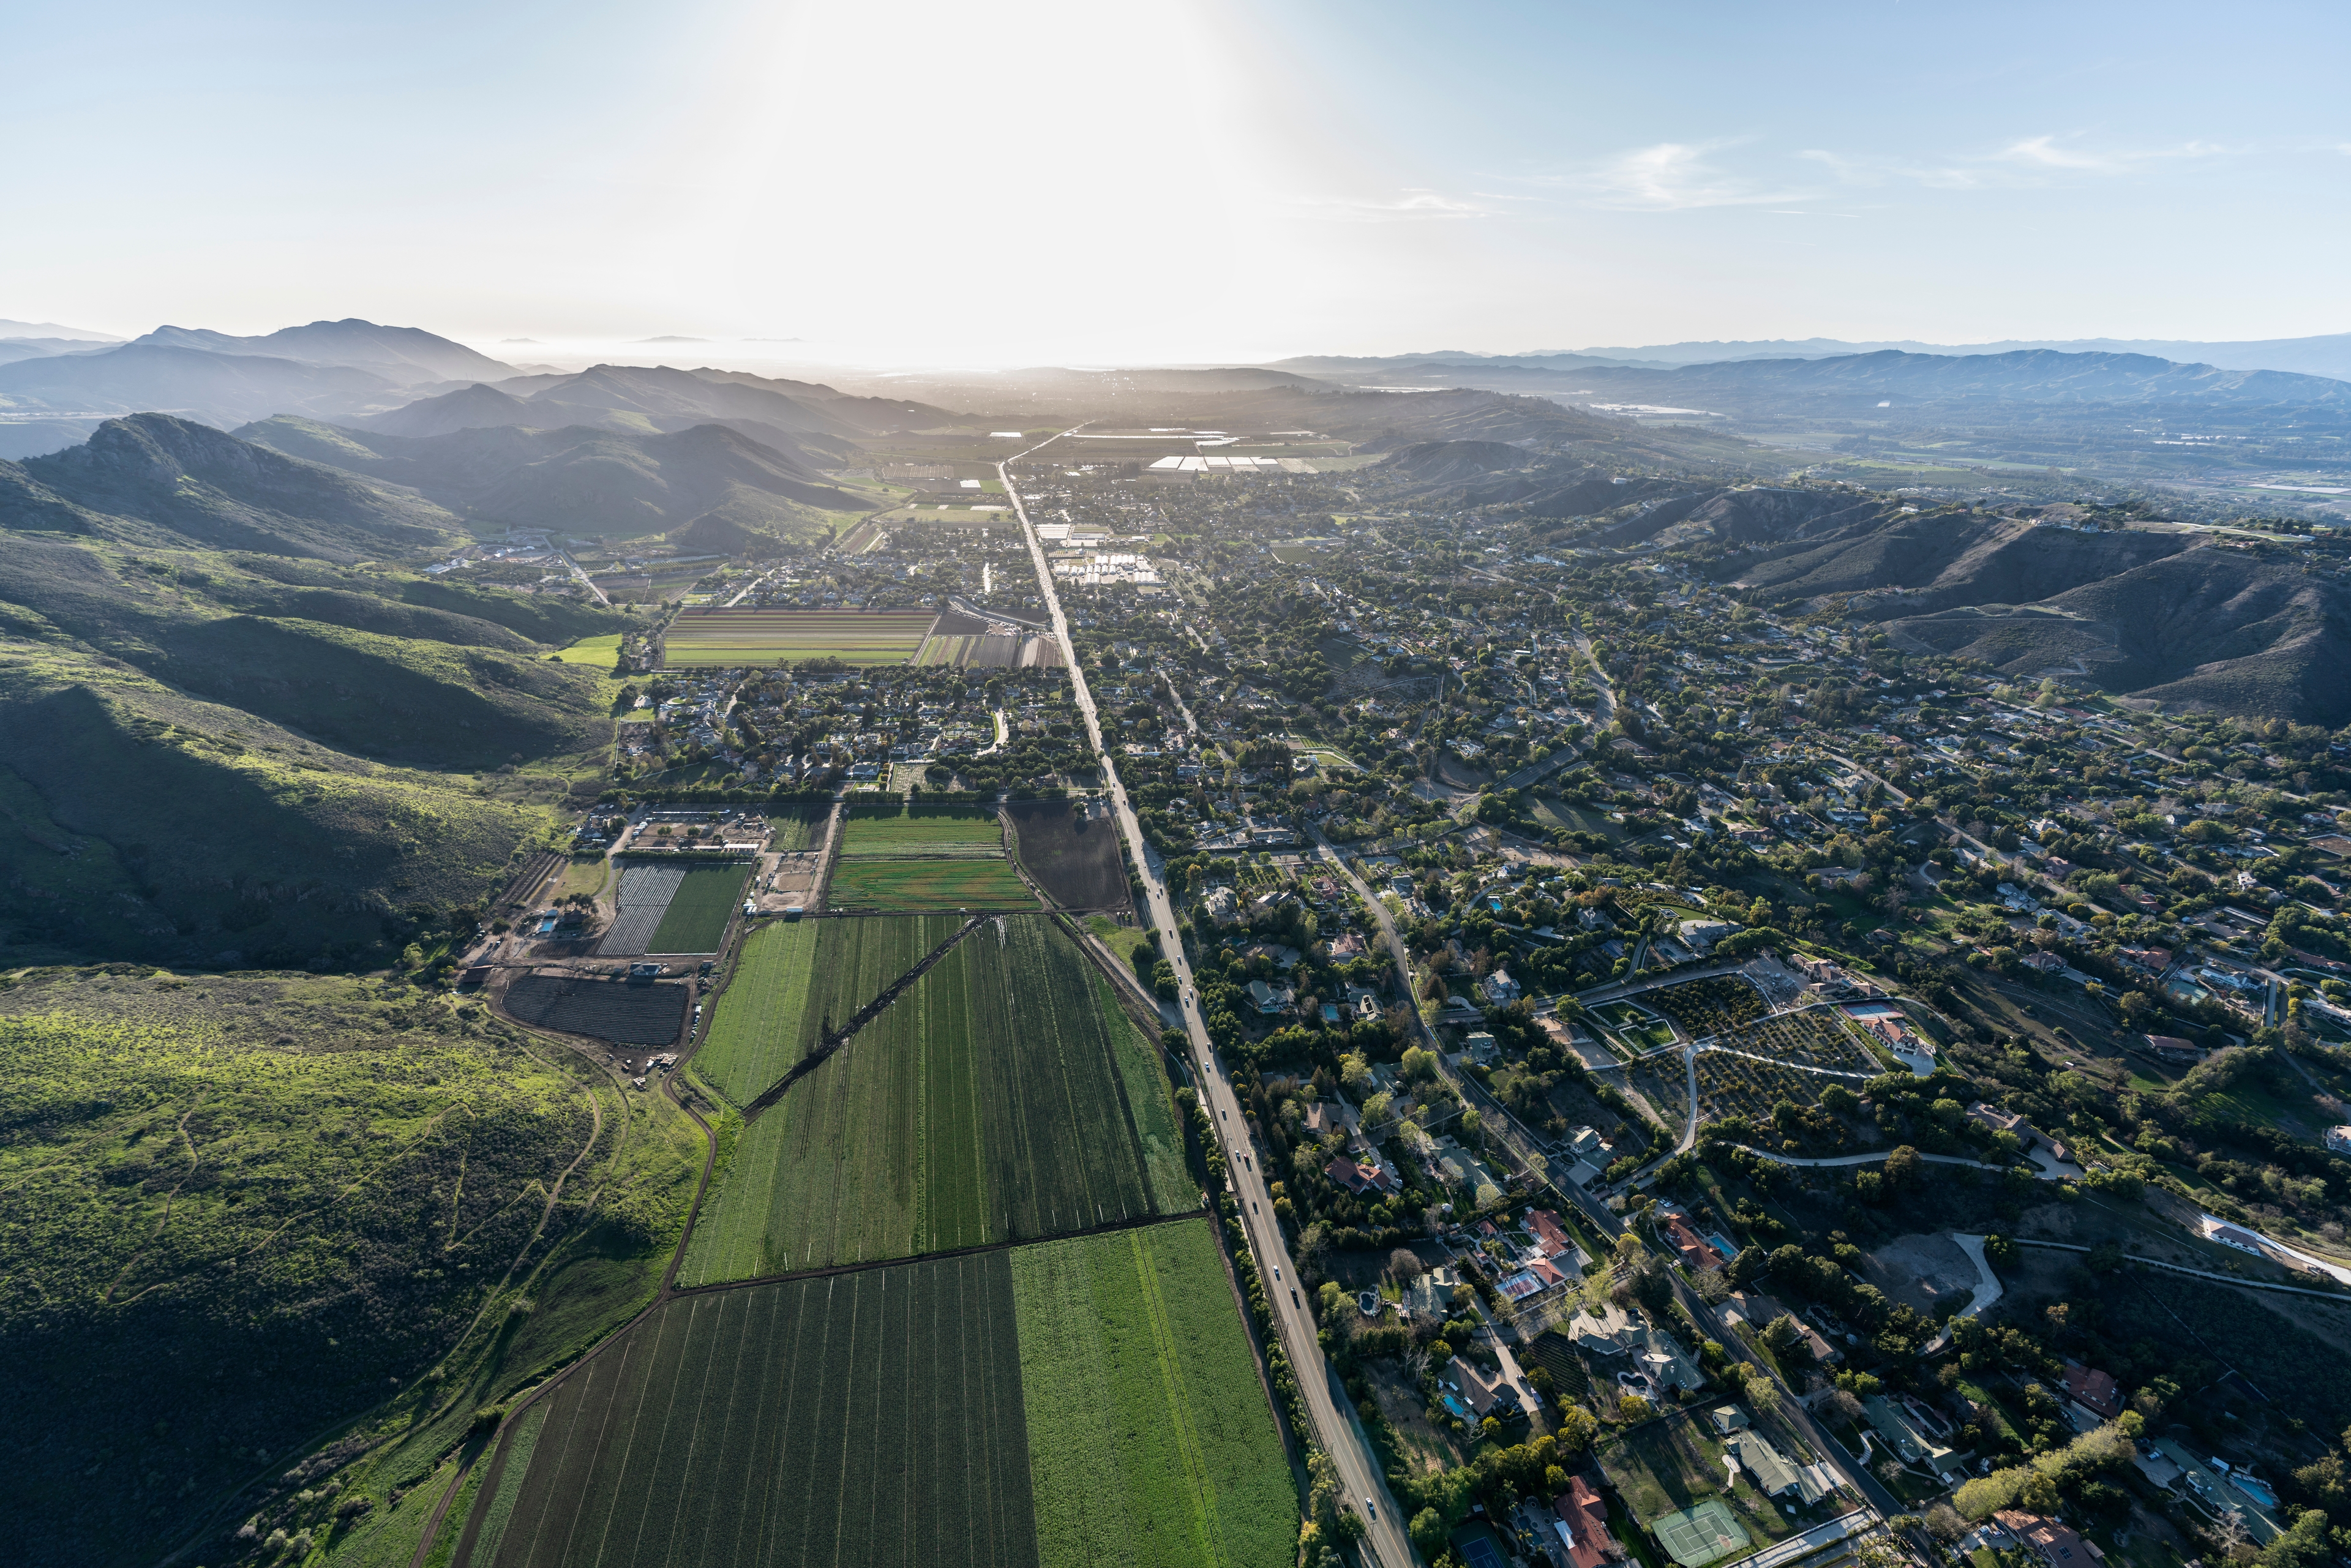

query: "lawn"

left=474, top=1251, right=1038, bottom=1568
left=680, top=913, right=1191, bottom=1281
left=1011, top=1219, right=1295, bottom=1568
left=645, top=863, right=751, bottom=952
left=829, top=857, right=1037, bottom=911
left=550, top=633, right=622, bottom=667
left=551, top=854, right=609, bottom=901
left=765, top=806, right=827, bottom=853
left=1086, top=913, right=1156, bottom=966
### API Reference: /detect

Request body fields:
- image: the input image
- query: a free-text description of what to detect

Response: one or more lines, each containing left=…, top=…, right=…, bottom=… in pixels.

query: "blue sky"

left=6, top=0, right=2346, bottom=362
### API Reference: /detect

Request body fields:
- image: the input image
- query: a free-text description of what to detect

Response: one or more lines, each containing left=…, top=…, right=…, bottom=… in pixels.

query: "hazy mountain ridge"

left=130, top=319, right=516, bottom=383
left=237, top=415, right=857, bottom=538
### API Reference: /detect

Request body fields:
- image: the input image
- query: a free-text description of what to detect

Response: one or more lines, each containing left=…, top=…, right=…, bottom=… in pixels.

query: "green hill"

left=0, top=967, right=703, bottom=1568
left=237, top=415, right=854, bottom=541
left=0, top=533, right=628, bottom=967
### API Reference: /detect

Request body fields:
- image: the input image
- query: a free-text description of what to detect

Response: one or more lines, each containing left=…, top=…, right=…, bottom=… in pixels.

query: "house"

left=1528, top=1209, right=1581, bottom=1264
left=1732, top=1430, right=1821, bottom=1504
left=1709, top=1405, right=1750, bottom=1436
left=1551, top=1477, right=1622, bottom=1568
left=1481, top=968, right=1524, bottom=1005
left=1405, top=1265, right=1460, bottom=1318
left=1864, top=1394, right=1969, bottom=1477
left=1449, top=1355, right=1525, bottom=1422
left=1203, top=886, right=1240, bottom=926
left=1678, top=919, right=1736, bottom=954
left=2020, top=951, right=2067, bottom=975
left=2063, top=1362, right=2123, bottom=1422
left=1993, top=1512, right=2100, bottom=1568
left=1660, top=1213, right=1724, bottom=1270
left=1329, top=930, right=1368, bottom=960
left=1565, top=1300, right=1635, bottom=1357
left=1245, top=978, right=1295, bottom=1015
left=1459, top=1031, right=1501, bottom=1067
left=1325, top=1153, right=1394, bottom=1196
left=2323, top=1125, right=2351, bottom=1155
left=2136, top=1033, right=2208, bottom=1065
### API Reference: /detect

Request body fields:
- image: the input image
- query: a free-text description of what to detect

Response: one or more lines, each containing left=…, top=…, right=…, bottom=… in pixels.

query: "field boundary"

left=738, top=913, right=986, bottom=1119
left=670, top=1207, right=1205, bottom=1298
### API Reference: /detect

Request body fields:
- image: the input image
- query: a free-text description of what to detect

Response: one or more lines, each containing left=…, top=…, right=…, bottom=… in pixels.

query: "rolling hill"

left=237, top=416, right=858, bottom=538
left=1375, top=438, right=1531, bottom=485
left=3, top=413, right=457, bottom=560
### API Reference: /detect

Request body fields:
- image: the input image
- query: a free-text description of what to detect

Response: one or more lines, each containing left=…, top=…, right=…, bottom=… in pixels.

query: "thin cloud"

left=1806, top=135, right=2233, bottom=189
left=1578, top=140, right=1812, bottom=210
left=1295, top=187, right=1488, bottom=221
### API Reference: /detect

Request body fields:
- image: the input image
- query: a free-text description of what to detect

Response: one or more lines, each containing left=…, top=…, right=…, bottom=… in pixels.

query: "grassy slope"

left=1010, top=1220, right=1294, bottom=1568
left=0, top=538, right=630, bottom=966
left=0, top=969, right=701, bottom=1568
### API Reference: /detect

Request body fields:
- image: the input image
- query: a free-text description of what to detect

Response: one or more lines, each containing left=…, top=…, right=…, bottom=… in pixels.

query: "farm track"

left=670, top=1206, right=1202, bottom=1298
left=738, top=915, right=986, bottom=1119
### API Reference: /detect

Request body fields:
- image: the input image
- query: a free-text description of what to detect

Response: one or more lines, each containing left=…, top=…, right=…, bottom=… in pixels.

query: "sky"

left=6, top=0, right=2349, bottom=364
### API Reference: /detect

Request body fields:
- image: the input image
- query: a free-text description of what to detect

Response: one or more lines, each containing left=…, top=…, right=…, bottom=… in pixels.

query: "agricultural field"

left=1625, top=1055, right=1692, bottom=1136
left=475, top=1250, right=1039, bottom=1568
left=503, top=973, right=690, bottom=1047
left=1693, top=1050, right=1848, bottom=1122
left=689, top=915, right=964, bottom=1106
left=598, top=863, right=689, bottom=955
left=1716, top=1008, right=1881, bottom=1074
left=645, top=863, right=751, bottom=953
left=661, top=607, right=938, bottom=668
left=681, top=914, right=1191, bottom=1281
left=1006, top=800, right=1133, bottom=910
left=550, top=855, right=609, bottom=901
left=1645, top=977, right=1765, bottom=1038
left=1011, top=1220, right=1295, bottom=1568
left=829, top=857, right=1037, bottom=911
left=841, top=806, right=1006, bottom=856
left=1595, top=1409, right=1803, bottom=1566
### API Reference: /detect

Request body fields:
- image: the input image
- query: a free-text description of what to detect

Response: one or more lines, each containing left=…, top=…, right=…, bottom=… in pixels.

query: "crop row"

left=1693, top=1051, right=1840, bottom=1122
left=1010, top=1220, right=1294, bottom=1568
left=828, top=858, right=1037, bottom=911
left=1715, top=1009, right=1879, bottom=1074
left=481, top=1251, right=1037, bottom=1568
left=680, top=914, right=1188, bottom=1282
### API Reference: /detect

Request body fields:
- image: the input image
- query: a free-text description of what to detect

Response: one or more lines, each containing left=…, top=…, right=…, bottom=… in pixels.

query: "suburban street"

left=1001, top=440, right=1415, bottom=1567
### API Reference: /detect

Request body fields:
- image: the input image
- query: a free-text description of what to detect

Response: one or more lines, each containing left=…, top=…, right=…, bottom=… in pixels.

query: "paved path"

left=1002, top=440, right=1414, bottom=1567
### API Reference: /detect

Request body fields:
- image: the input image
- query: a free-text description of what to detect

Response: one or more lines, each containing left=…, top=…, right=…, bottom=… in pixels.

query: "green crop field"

left=476, top=1250, right=1038, bottom=1568
left=681, top=914, right=1191, bottom=1281
left=1011, top=1219, right=1295, bottom=1568
left=829, top=857, right=1037, bottom=910
left=841, top=810, right=1005, bottom=855
left=688, top=915, right=962, bottom=1106
left=646, top=863, right=751, bottom=952
left=661, top=608, right=938, bottom=668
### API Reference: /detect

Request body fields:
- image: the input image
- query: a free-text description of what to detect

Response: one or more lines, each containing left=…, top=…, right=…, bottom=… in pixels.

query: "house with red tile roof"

left=2063, top=1362, right=2123, bottom=1422
left=1551, top=1477, right=1621, bottom=1568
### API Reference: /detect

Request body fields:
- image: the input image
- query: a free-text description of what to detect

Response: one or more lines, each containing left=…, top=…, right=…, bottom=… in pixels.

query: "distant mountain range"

left=0, top=318, right=121, bottom=343
left=129, top=319, right=516, bottom=383
left=1273, top=329, right=2351, bottom=382
left=1264, top=348, right=2351, bottom=411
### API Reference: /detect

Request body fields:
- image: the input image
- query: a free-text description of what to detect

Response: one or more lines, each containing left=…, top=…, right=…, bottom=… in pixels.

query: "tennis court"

left=1655, top=1501, right=1749, bottom=1567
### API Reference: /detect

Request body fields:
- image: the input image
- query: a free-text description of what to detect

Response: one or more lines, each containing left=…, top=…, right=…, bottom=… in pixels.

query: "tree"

left=1411, top=1508, right=1450, bottom=1556
left=1618, top=1393, right=1654, bottom=1422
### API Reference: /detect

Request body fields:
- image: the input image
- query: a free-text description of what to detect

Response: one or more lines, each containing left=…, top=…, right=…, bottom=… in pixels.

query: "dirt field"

left=501, top=973, right=689, bottom=1047
left=1005, top=800, right=1132, bottom=911
left=1856, top=1232, right=1981, bottom=1317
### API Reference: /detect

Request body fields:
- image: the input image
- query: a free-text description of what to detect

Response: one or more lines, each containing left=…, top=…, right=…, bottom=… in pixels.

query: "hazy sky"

left=8, top=0, right=2347, bottom=363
